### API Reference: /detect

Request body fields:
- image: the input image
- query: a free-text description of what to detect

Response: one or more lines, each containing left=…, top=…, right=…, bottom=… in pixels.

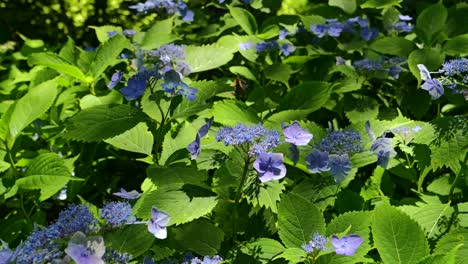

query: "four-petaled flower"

left=421, top=78, right=444, bottom=100
left=187, top=133, right=201, bottom=160
left=148, top=207, right=170, bottom=239
left=253, top=153, right=287, bottom=182
left=112, top=188, right=142, bottom=200
left=282, top=121, right=313, bottom=146
left=331, top=234, right=363, bottom=256
left=65, top=232, right=105, bottom=264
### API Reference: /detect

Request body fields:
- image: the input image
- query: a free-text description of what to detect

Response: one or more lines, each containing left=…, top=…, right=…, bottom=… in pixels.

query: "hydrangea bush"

left=0, top=0, right=467, bottom=263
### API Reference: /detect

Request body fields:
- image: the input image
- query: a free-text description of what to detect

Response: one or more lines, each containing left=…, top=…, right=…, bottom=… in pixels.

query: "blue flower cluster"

left=306, top=129, right=363, bottom=182
left=239, top=28, right=296, bottom=57
left=310, top=17, right=378, bottom=41
left=418, top=59, right=468, bottom=100
left=212, top=123, right=286, bottom=183
left=117, top=43, right=197, bottom=101
left=353, top=56, right=406, bottom=79
left=130, top=0, right=194, bottom=22
left=104, top=249, right=133, bottom=263
left=16, top=204, right=97, bottom=264
left=4, top=199, right=172, bottom=263
left=215, top=123, right=281, bottom=156
left=302, top=233, right=363, bottom=257
left=100, top=201, right=136, bottom=227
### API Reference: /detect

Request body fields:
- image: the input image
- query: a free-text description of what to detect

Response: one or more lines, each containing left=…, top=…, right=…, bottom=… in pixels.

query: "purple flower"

left=279, top=29, right=289, bottom=40
left=120, top=73, right=147, bottom=100
left=393, top=22, right=413, bottom=32
left=253, top=153, right=287, bottom=183
left=122, top=29, right=137, bottom=36
left=399, top=15, right=412, bottom=21
left=388, top=64, right=402, bottom=79
left=178, top=83, right=198, bottom=101
left=113, top=188, right=142, bottom=200
left=239, top=41, right=252, bottom=51
left=336, top=56, right=346, bottom=65
left=371, top=137, right=396, bottom=168
left=328, top=154, right=352, bottom=183
left=302, top=233, right=328, bottom=253
left=306, top=149, right=330, bottom=173
left=328, top=21, right=344, bottom=37
left=148, top=208, right=170, bottom=239
left=100, top=202, right=135, bottom=227
left=190, top=255, right=223, bottom=264
left=64, top=232, right=105, bottom=264
left=282, top=121, right=312, bottom=146
left=280, top=43, right=296, bottom=57
left=255, top=41, right=279, bottom=52
left=198, top=117, right=214, bottom=138
left=0, top=240, right=20, bottom=264
left=331, top=234, right=363, bottom=256
left=310, top=24, right=327, bottom=38
left=417, top=64, right=431, bottom=80
left=360, top=27, right=379, bottom=41
left=421, top=78, right=444, bottom=99
left=107, top=71, right=123, bottom=89
left=441, top=58, right=468, bottom=77
left=107, top=31, right=119, bottom=37
left=187, top=133, right=201, bottom=160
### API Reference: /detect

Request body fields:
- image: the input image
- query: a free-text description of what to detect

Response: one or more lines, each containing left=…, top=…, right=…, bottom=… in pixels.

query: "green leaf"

left=5, top=79, right=57, bottom=146
left=278, top=193, right=325, bottom=248
left=140, top=17, right=179, bottom=50
left=210, top=100, right=260, bottom=126
left=59, top=37, right=77, bottom=65
left=172, top=80, right=233, bottom=118
left=361, top=0, right=402, bottom=9
left=90, top=34, right=130, bottom=78
left=63, top=104, right=147, bottom=142
left=134, top=190, right=218, bottom=226
left=89, top=25, right=123, bottom=43
left=416, top=3, right=447, bottom=45
left=160, top=121, right=198, bottom=165
left=344, top=94, right=379, bottom=123
left=273, top=248, right=307, bottom=263
left=329, top=0, right=356, bottom=14
left=372, top=201, right=429, bottom=264
left=105, top=224, right=155, bottom=257
left=143, top=166, right=208, bottom=192
left=243, top=238, right=286, bottom=262
left=79, top=90, right=123, bottom=109
left=443, top=33, right=468, bottom=56
left=247, top=181, right=285, bottom=213
left=229, top=66, right=259, bottom=83
left=370, top=37, right=415, bottom=57
left=104, top=122, right=154, bottom=155
left=292, top=178, right=339, bottom=211
left=28, top=52, right=87, bottom=82
left=412, top=116, right=468, bottom=173
left=265, top=109, right=312, bottom=128
left=228, top=6, right=257, bottom=35
left=278, top=81, right=331, bottom=111
left=417, top=244, right=461, bottom=264
left=398, top=193, right=454, bottom=239
left=434, top=228, right=468, bottom=263
left=408, top=48, right=445, bottom=85
left=185, top=44, right=234, bottom=72
left=16, top=153, right=80, bottom=201
left=264, top=63, right=292, bottom=88
left=168, top=218, right=224, bottom=256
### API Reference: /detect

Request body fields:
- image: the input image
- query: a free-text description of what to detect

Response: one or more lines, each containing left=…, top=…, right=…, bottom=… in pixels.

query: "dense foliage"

left=0, top=0, right=468, bottom=263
